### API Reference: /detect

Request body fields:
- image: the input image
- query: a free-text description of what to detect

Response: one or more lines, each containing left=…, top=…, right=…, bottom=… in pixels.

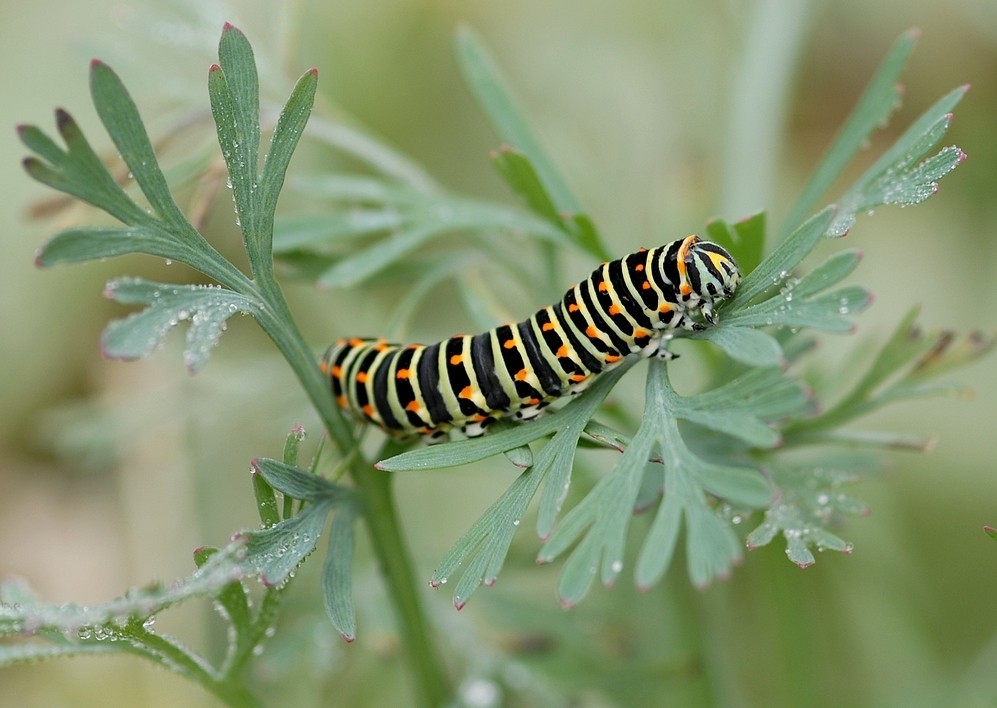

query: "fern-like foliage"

left=4, top=20, right=992, bottom=708
left=373, top=29, right=988, bottom=609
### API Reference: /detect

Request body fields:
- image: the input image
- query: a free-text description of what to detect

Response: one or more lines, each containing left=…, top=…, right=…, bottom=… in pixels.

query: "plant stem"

left=253, top=282, right=452, bottom=705
left=126, top=629, right=264, bottom=708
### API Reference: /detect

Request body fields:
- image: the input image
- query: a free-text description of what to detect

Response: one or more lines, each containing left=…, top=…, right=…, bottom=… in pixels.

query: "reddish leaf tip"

left=905, top=27, right=922, bottom=41
left=209, top=63, right=221, bottom=73
left=308, top=67, right=319, bottom=77
left=223, top=21, right=235, bottom=30
left=90, top=58, right=105, bottom=69
left=341, top=634, right=356, bottom=643
left=454, top=599, right=466, bottom=611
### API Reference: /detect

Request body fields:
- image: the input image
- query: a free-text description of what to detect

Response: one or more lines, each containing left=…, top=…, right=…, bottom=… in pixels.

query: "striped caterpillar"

left=321, top=235, right=740, bottom=442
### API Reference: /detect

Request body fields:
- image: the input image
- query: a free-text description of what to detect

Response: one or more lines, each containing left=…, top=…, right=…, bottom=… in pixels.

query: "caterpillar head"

left=677, top=235, right=741, bottom=324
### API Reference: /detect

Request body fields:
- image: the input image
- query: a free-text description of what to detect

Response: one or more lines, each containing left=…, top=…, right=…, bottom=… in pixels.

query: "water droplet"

left=610, top=560, right=623, bottom=573
left=460, top=678, right=501, bottom=707
left=142, top=616, right=156, bottom=631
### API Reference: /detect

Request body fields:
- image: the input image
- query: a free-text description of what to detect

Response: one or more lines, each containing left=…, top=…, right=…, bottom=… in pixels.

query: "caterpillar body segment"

left=321, top=235, right=740, bottom=442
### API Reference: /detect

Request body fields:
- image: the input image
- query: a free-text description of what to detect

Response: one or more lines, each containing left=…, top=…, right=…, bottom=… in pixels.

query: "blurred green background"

left=2, top=0, right=996, bottom=706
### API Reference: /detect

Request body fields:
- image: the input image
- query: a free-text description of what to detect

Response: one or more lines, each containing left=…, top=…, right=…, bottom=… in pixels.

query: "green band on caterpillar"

left=320, top=235, right=740, bottom=442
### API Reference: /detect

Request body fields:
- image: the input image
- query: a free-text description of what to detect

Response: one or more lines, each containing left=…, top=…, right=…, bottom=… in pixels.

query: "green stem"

left=126, top=629, right=264, bottom=708
left=252, top=279, right=452, bottom=705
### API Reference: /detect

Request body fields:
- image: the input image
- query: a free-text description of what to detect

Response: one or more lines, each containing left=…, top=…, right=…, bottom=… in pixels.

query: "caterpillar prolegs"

left=321, top=235, right=741, bottom=442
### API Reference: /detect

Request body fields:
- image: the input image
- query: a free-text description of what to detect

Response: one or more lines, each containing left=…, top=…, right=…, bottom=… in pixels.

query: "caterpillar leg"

left=462, top=416, right=496, bottom=438
left=420, top=428, right=450, bottom=445
left=514, top=401, right=549, bottom=421
left=644, top=334, right=679, bottom=361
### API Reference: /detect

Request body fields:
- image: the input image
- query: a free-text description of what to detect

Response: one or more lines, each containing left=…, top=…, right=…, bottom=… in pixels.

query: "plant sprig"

left=373, top=27, right=980, bottom=608
left=8, top=19, right=990, bottom=708
left=14, top=23, right=451, bottom=706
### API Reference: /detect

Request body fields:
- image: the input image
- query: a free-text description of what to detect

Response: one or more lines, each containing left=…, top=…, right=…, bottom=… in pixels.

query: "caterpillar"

left=321, top=235, right=740, bottom=443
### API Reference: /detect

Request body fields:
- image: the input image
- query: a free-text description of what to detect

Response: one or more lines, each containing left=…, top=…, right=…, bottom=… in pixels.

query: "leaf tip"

left=21, top=155, right=42, bottom=176
left=55, top=108, right=73, bottom=132
left=308, top=67, right=319, bottom=78
left=209, top=63, right=222, bottom=74
left=33, top=246, right=48, bottom=269
left=89, top=58, right=106, bottom=71
left=341, top=633, right=356, bottom=643
left=984, top=525, right=997, bottom=541
left=220, top=22, right=248, bottom=42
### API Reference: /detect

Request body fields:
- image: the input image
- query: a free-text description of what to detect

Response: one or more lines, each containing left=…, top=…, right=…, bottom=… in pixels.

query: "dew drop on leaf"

left=459, top=677, right=501, bottom=708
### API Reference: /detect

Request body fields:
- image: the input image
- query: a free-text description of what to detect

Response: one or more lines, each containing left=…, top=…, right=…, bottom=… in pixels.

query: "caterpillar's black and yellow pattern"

left=321, top=235, right=740, bottom=442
